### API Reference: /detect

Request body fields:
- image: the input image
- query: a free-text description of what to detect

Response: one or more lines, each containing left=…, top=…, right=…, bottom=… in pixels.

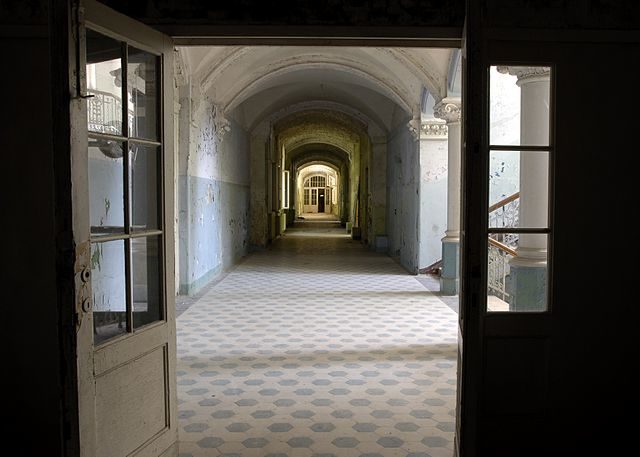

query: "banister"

left=489, top=192, right=520, bottom=213
left=488, top=237, right=518, bottom=257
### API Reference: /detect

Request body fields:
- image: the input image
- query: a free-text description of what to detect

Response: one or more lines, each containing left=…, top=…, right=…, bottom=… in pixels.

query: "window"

left=311, top=189, right=317, bottom=205
left=282, top=170, right=290, bottom=209
left=304, top=175, right=326, bottom=188
left=87, top=29, right=164, bottom=344
left=487, top=65, right=552, bottom=313
left=303, top=188, right=310, bottom=205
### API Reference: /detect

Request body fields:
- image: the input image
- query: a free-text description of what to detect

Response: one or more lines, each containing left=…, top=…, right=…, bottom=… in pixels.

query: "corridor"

left=176, top=223, right=458, bottom=457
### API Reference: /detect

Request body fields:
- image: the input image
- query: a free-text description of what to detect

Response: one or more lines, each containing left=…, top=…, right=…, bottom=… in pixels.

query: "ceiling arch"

left=287, top=143, right=350, bottom=172
left=178, top=46, right=454, bottom=132
left=224, top=60, right=414, bottom=115
left=249, top=100, right=388, bottom=137
left=298, top=163, right=340, bottom=179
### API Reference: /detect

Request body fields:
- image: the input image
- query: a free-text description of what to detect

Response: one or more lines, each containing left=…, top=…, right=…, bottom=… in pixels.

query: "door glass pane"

left=128, top=46, right=159, bottom=140
left=132, top=236, right=163, bottom=329
left=89, top=140, right=125, bottom=237
left=86, top=29, right=123, bottom=135
left=489, top=150, right=549, bottom=229
left=487, top=233, right=548, bottom=312
left=130, top=143, right=160, bottom=231
left=91, top=240, right=127, bottom=344
left=490, top=65, right=551, bottom=147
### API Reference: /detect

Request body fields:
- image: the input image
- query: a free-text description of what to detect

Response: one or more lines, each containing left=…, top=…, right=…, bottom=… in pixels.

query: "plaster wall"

left=369, top=139, right=388, bottom=242
left=386, top=123, right=420, bottom=273
left=178, top=90, right=250, bottom=295
left=419, top=135, right=448, bottom=268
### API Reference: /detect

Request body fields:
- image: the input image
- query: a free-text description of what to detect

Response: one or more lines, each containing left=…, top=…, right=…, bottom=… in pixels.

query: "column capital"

left=407, top=116, right=421, bottom=140
left=434, top=97, right=462, bottom=124
left=420, top=118, right=448, bottom=140
left=497, top=66, right=550, bottom=85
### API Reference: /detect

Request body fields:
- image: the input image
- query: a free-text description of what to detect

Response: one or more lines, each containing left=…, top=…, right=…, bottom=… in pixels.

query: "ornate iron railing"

left=487, top=192, right=520, bottom=302
left=87, top=89, right=123, bottom=135
left=87, top=89, right=136, bottom=136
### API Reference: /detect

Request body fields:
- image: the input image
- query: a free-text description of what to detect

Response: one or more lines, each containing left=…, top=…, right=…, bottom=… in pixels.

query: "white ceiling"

left=178, top=45, right=455, bottom=132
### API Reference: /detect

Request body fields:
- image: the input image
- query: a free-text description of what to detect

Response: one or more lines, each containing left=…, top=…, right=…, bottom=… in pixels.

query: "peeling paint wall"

left=369, top=139, right=387, bottom=241
left=386, top=123, right=420, bottom=273
left=419, top=135, right=448, bottom=268
left=178, top=90, right=250, bottom=295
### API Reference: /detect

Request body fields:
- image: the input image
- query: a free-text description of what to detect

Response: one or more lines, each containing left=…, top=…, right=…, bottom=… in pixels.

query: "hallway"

left=176, top=225, right=458, bottom=457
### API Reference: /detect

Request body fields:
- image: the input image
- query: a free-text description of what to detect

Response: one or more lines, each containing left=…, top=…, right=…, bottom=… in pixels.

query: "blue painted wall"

left=178, top=111, right=251, bottom=295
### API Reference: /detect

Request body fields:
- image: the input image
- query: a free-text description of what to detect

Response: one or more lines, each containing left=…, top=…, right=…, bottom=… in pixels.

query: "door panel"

left=459, top=2, right=638, bottom=456
left=95, top=346, right=168, bottom=457
left=74, top=2, right=177, bottom=456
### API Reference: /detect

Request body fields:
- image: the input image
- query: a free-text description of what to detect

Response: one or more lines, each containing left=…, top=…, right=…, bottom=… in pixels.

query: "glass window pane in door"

left=487, top=233, right=548, bottom=313
left=132, top=236, right=163, bottom=329
left=91, top=240, right=127, bottom=344
left=490, top=65, right=551, bottom=147
left=89, top=140, right=125, bottom=237
left=128, top=46, right=159, bottom=140
left=130, top=143, right=160, bottom=231
left=86, top=29, right=123, bottom=135
left=489, top=150, right=549, bottom=230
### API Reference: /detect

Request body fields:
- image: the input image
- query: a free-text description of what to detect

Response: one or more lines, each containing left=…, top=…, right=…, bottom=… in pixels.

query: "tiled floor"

left=177, top=220, right=458, bottom=457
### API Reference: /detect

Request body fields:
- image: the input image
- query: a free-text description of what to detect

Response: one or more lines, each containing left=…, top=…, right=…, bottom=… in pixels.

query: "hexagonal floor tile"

left=331, top=437, right=360, bottom=448
left=274, top=399, right=296, bottom=407
left=197, top=437, right=224, bottom=448
left=183, top=423, right=209, bottom=433
left=331, top=409, right=354, bottom=419
left=225, top=423, right=251, bottom=433
left=211, top=410, right=235, bottom=419
left=242, top=438, right=269, bottom=448
left=352, top=423, right=379, bottom=432
left=410, top=409, right=434, bottom=419
left=310, top=422, right=335, bottom=432
left=250, top=410, right=275, bottom=419
left=422, top=436, right=449, bottom=447
left=377, top=436, right=404, bottom=448
left=287, top=437, right=314, bottom=448
left=371, top=410, right=394, bottom=419
left=395, top=422, right=420, bottom=432
left=268, top=423, right=294, bottom=433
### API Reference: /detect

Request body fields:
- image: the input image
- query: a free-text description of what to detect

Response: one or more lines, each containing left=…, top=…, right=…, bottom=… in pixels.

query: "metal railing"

left=87, top=89, right=135, bottom=135
left=488, top=192, right=520, bottom=301
left=87, top=89, right=123, bottom=135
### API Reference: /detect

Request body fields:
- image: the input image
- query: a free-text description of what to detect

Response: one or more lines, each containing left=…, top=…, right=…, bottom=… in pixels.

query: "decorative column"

left=434, top=97, right=462, bottom=295
left=498, top=66, right=550, bottom=310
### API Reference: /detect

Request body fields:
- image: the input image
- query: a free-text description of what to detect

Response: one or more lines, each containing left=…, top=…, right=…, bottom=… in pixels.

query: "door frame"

left=57, top=2, right=462, bottom=455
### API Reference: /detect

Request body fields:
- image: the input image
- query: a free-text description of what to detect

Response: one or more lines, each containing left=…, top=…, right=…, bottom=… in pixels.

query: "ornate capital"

left=407, top=117, right=421, bottom=140
left=212, top=104, right=231, bottom=141
left=420, top=119, right=448, bottom=139
left=434, top=98, right=462, bottom=124
left=497, top=66, right=550, bottom=85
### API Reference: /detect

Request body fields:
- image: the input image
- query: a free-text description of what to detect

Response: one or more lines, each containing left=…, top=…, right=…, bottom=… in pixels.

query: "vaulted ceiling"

left=178, top=46, right=454, bottom=134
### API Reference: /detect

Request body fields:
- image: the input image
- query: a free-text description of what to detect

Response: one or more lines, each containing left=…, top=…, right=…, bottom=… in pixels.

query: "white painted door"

left=73, top=2, right=177, bottom=456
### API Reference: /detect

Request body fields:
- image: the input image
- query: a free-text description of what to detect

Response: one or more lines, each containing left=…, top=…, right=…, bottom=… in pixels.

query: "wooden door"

left=458, top=2, right=638, bottom=456
left=72, top=2, right=177, bottom=456
left=318, top=188, right=325, bottom=212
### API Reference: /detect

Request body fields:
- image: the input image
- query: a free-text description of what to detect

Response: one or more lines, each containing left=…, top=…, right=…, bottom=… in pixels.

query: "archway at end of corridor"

left=295, top=163, right=339, bottom=218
